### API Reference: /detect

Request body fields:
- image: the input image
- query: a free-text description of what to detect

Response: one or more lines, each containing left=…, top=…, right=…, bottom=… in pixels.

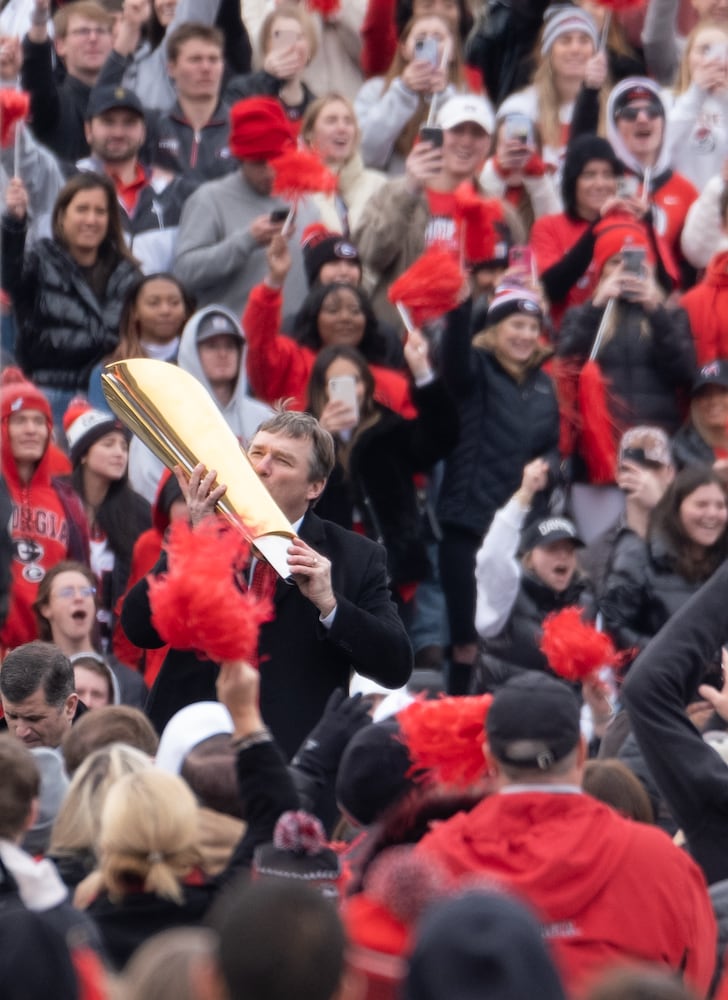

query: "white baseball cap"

left=437, top=95, right=495, bottom=135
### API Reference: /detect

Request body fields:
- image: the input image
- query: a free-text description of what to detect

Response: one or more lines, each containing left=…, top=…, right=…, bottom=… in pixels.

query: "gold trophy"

left=101, top=359, right=294, bottom=577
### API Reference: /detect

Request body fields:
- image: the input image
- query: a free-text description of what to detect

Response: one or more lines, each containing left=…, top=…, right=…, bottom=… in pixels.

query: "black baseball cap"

left=520, top=516, right=584, bottom=554
left=486, top=673, right=581, bottom=771
left=86, top=85, right=144, bottom=121
left=692, top=360, right=728, bottom=395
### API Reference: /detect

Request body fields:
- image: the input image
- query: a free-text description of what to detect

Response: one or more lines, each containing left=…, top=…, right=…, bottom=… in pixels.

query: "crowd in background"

left=4, top=0, right=728, bottom=996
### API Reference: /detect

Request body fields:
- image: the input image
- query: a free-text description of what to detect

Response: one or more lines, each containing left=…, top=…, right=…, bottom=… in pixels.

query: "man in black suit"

left=122, top=411, right=413, bottom=756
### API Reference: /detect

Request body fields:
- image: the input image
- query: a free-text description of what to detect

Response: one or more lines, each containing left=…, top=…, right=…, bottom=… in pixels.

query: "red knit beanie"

left=0, top=367, right=51, bottom=424
left=229, top=97, right=295, bottom=162
left=592, top=213, right=653, bottom=277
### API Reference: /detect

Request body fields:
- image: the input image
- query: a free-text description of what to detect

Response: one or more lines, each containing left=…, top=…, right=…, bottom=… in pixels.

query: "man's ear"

left=64, top=693, right=78, bottom=720
left=84, top=120, right=93, bottom=145
left=55, top=35, right=67, bottom=60
left=482, top=739, right=500, bottom=778
left=306, top=477, right=327, bottom=505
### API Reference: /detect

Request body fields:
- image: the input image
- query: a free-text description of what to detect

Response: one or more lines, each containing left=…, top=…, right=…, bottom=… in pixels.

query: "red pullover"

left=680, top=249, right=728, bottom=365
left=416, top=789, right=716, bottom=999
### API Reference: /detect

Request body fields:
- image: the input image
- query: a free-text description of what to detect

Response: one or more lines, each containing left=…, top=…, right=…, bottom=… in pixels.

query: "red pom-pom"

left=273, top=811, right=327, bottom=854
left=453, top=183, right=506, bottom=265
left=0, top=90, right=29, bottom=148
left=387, top=246, right=463, bottom=327
left=540, top=607, right=619, bottom=682
left=148, top=518, right=274, bottom=664
left=306, top=0, right=340, bottom=15
left=578, top=359, right=618, bottom=484
left=271, top=147, right=338, bottom=200
left=397, top=694, right=492, bottom=788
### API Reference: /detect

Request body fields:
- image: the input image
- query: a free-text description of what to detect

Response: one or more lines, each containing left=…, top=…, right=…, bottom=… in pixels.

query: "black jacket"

left=314, top=380, right=458, bottom=585
left=464, top=0, right=550, bottom=107
left=622, top=560, right=728, bottom=884
left=21, top=37, right=91, bottom=163
left=224, top=70, right=316, bottom=125
left=600, top=529, right=714, bottom=654
left=558, top=299, right=695, bottom=440
left=671, top=421, right=716, bottom=471
left=122, top=510, right=413, bottom=757
left=2, top=221, right=139, bottom=392
left=436, top=299, right=560, bottom=539
left=476, top=571, right=596, bottom=690
left=145, top=101, right=236, bottom=182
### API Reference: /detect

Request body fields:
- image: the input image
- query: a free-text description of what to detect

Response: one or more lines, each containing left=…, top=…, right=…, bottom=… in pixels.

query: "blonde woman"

left=498, top=5, right=605, bottom=179
left=355, top=13, right=466, bottom=175
left=301, top=93, right=386, bottom=235
left=666, top=22, right=728, bottom=190
left=226, top=3, right=317, bottom=132
left=48, top=744, right=153, bottom=890
left=77, top=769, right=211, bottom=970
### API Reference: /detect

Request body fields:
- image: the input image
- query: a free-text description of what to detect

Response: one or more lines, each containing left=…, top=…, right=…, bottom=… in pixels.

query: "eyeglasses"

left=67, top=26, right=110, bottom=37
left=56, top=585, right=96, bottom=599
left=616, top=105, right=663, bottom=122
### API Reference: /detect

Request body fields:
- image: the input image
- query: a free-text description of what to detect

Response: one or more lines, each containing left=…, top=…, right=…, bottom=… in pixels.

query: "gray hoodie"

left=177, top=303, right=272, bottom=443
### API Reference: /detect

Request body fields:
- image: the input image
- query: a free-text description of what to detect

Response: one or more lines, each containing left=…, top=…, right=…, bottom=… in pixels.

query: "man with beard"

left=79, top=85, right=195, bottom=273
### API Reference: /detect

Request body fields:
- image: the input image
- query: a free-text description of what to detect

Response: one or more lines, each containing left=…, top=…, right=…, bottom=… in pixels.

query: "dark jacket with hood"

left=314, top=379, right=458, bottom=586
left=600, top=528, right=719, bottom=654
left=532, top=136, right=623, bottom=320
left=436, top=298, right=560, bottom=539
left=2, top=221, right=139, bottom=393
left=21, top=37, right=92, bottom=163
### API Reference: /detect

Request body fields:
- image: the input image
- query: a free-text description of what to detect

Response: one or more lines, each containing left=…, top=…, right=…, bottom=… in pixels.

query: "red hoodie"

left=416, top=790, right=716, bottom=998
left=1, top=411, right=89, bottom=652
left=680, top=250, right=728, bottom=365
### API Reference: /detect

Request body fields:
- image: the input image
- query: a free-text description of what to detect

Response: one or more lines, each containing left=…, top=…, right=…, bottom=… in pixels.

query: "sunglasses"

left=616, top=105, right=663, bottom=122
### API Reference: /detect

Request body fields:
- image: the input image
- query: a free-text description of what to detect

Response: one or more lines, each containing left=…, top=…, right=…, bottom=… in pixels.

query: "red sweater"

left=243, top=283, right=416, bottom=418
left=416, top=790, right=717, bottom=999
left=680, top=250, right=728, bottom=365
left=1, top=429, right=89, bottom=652
left=530, top=213, right=597, bottom=330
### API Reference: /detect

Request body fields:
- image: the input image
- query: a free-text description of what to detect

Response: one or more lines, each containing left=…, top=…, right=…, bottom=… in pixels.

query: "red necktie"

left=250, top=559, right=277, bottom=601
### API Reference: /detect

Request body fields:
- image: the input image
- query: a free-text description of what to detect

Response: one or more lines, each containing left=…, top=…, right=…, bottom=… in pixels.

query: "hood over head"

left=177, top=305, right=272, bottom=444
left=606, top=77, right=671, bottom=180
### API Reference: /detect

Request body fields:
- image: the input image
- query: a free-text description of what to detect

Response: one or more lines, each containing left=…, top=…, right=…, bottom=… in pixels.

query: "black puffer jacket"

left=314, top=379, right=459, bottom=586
left=557, top=299, right=695, bottom=438
left=600, top=529, right=714, bottom=654
left=671, top=421, right=715, bottom=471
left=475, top=571, right=596, bottom=691
left=2, top=219, right=139, bottom=393
left=437, top=298, right=560, bottom=538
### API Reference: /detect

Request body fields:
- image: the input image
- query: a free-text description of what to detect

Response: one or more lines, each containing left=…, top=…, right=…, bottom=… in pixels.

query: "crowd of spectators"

left=4, top=0, right=728, bottom=995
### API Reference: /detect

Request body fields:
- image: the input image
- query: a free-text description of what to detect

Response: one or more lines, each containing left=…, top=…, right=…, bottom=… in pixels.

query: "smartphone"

left=620, top=447, right=663, bottom=470
left=706, top=42, right=728, bottom=65
left=418, top=124, right=444, bottom=147
left=621, top=245, right=646, bottom=277
left=413, top=36, right=439, bottom=68
left=270, top=206, right=290, bottom=223
left=504, top=113, right=534, bottom=147
left=272, top=27, right=298, bottom=50
left=617, top=175, right=639, bottom=199
left=508, top=246, right=537, bottom=281
left=328, top=375, right=359, bottom=422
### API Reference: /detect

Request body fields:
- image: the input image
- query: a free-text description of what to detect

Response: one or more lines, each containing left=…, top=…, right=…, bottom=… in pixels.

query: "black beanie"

left=303, top=234, right=362, bottom=287
left=336, top=721, right=414, bottom=827
left=561, top=135, right=622, bottom=219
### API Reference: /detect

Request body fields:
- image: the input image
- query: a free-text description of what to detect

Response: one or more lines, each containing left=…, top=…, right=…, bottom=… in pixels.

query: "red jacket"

left=680, top=250, right=728, bottom=365
left=0, top=424, right=89, bottom=652
left=530, top=213, right=597, bottom=330
left=416, top=789, right=716, bottom=998
left=243, top=283, right=416, bottom=417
